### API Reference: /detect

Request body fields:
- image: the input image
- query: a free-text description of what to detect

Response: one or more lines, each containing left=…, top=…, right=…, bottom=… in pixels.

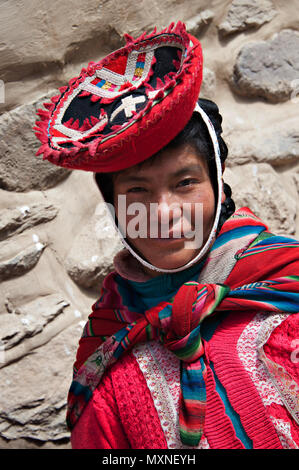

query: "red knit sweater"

left=71, top=310, right=299, bottom=449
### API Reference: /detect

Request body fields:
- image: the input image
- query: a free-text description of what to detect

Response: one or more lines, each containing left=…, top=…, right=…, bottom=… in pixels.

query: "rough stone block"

left=232, top=30, right=299, bottom=103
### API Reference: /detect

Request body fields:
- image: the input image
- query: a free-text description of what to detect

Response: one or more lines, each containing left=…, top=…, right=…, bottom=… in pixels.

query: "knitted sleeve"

left=71, top=351, right=168, bottom=449
left=70, top=369, right=130, bottom=449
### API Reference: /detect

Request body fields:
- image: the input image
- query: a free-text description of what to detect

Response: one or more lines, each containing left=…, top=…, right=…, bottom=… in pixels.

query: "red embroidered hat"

left=34, top=22, right=203, bottom=173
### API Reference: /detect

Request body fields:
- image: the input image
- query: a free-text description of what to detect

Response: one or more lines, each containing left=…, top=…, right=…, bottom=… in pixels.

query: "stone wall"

left=0, top=0, right=298, bottom=449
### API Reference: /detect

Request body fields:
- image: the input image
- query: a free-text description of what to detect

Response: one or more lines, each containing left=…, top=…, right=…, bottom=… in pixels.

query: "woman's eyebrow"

left=117, top=164, right=204, bottom=184
left=116, top=174, right=150, bottom=184
left=172, top=164, right=204, bottom=179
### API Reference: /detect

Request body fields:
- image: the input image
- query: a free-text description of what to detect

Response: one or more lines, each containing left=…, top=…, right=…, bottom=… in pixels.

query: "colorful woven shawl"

left=66, top=208, right=299, bottom=446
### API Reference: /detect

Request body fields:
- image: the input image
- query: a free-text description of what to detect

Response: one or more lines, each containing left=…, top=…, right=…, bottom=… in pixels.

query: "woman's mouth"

left=147, top=233, right=187, bottom=243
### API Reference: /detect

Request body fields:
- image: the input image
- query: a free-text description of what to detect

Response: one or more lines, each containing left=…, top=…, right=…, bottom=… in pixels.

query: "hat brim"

left=34, top=22, right=203, bottom=173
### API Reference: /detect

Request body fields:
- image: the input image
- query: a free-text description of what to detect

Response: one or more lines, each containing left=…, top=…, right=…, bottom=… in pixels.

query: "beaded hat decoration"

left=34, top=22, right=203, bottom=172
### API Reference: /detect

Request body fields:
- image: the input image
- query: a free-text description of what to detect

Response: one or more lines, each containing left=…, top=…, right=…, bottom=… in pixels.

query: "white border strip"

left=96, top=68, right=127, bottom=85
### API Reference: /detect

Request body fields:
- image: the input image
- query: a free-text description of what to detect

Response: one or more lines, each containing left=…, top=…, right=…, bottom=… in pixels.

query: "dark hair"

left=95, top=98, right=235, bottom=231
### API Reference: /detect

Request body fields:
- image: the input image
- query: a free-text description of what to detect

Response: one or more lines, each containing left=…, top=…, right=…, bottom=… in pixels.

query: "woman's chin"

left=126, top=237, right=205, bottom=274
left=144, top=249, right=200, bottom=272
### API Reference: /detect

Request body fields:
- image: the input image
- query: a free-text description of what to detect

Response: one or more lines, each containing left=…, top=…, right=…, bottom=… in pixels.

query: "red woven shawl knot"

left=143, top=281, right=223, bottom=358
left=171, top=282, right=219, bottom=337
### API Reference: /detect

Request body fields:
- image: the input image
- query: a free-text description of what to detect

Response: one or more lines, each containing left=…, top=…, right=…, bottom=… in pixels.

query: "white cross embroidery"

left=111, top=95, right=146, bottom=122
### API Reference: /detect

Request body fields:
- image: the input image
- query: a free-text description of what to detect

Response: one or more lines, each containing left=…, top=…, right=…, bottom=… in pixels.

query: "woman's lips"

left=147, top=233, right=187, bottom=243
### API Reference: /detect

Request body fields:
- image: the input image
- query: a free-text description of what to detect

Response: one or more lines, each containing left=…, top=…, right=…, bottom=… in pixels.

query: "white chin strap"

left=108, top=102, right=223, bottom=274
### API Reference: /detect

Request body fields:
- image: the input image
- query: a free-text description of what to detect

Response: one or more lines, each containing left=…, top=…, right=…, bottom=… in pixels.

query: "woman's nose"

left=148, top=191, right=182, bottom=227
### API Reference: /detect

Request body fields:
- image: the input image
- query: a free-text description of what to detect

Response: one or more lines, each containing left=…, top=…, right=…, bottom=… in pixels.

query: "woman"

left=34, top=23, right=299, bottom=449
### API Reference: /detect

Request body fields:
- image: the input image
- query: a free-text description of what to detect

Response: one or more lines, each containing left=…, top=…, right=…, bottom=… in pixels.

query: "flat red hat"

left=34, top=22, right=203, bottom=173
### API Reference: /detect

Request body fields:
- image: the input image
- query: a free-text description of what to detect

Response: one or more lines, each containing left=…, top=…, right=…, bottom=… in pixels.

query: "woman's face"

left=113, top=143, right=219, bottom=277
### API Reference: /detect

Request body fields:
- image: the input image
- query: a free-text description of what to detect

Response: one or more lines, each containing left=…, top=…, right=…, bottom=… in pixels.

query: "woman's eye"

left=178, top=178, right=198, bottom=187
left=127, top=187, right=146, bottom=193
